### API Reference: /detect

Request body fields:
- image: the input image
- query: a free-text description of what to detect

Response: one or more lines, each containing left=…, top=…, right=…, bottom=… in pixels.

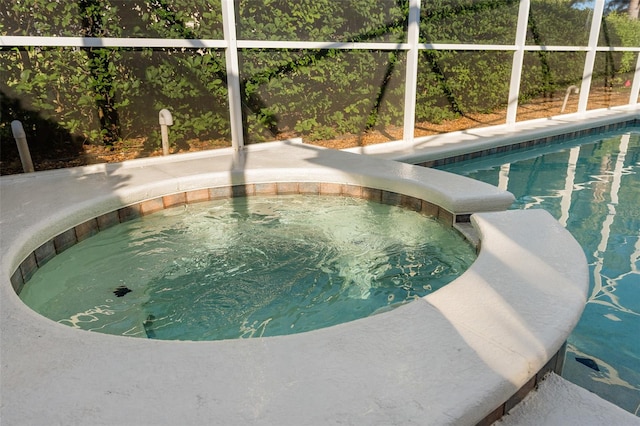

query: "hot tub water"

left=20, top=195, right=475, bottom=341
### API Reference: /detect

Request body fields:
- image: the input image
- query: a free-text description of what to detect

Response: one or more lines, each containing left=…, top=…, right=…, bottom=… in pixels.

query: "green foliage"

left=520, top=51, right=585, bottom=101
left=415, top=50, right=512, bottom=122
left=238, top=0, right=407, bottom=42
left=137, top=48, right=229, bottom=146
left=420, top=0, right=520, bottom=44
left=1, top=0, right=634, bottom=154
left=527, top=1, right=593, bottom=46
left=236, top=0, right=408, bottom=142
left=0, top=0, right=84, bottom=36
left=1, top=0, right=227, bottom=149
left=604, top=12, right=640, bottom=73
left=3, top=47, right=100, bottom=141
left=240, top=48, right=405, bottom=142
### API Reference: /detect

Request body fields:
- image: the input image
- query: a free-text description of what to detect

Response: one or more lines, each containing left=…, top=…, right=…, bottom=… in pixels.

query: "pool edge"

left=2, top=118, right=600, bottom=421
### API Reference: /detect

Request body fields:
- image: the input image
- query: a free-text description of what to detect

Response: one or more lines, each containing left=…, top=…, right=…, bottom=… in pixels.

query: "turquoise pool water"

left=19, top=195, right=475, bottom=341
left=441, top=128, right=640, bottom=416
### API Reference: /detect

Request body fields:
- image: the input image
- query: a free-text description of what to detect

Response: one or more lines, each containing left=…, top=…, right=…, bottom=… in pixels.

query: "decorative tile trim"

left=140, top=198, right=165, bottom=215
left=209, top=186, right=232, bottom=200
left=34, top=240, right=56, bottom=268
left=275, top=182, right=298, bottom=195
left=162, top=192, right=187, bottom=208
left=255, top=182, right=278, bottom=195
left=17, top=253, right=37, bottom=292
left=10, top=269, right=24, bottom=294
left=297, top=182, right=320, bottom=195
left=96, top=211, right=120, bottom=231
left=185, top=188, right=210, bottom=203
left=419, top=120, right=639, bottom=168
left=118, top=204, right=141, bottom=222
left=475, top=343, right=567, bottom=426
left=11, top=182, right=461, bottom=297
left=75, top=218, right=100, bottom=242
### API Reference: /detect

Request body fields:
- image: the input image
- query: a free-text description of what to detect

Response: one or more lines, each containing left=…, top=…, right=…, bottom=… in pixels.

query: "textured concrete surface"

left=496, top=373, right=640, bottom=426
left=0, top=122, right=602, bottom=425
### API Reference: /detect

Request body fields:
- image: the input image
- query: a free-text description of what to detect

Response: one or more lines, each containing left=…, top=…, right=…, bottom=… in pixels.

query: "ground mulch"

left=0, top=89, right=630, bottom=176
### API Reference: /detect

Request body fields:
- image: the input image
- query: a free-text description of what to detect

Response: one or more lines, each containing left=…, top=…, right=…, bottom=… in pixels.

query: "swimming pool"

left=441, top=128, right=640, bottom=416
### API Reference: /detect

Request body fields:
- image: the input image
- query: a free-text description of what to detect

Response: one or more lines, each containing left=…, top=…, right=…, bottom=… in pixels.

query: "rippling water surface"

left=442, top=129, right=640, bottom=416
left=20, top=195, right=475, bottom=341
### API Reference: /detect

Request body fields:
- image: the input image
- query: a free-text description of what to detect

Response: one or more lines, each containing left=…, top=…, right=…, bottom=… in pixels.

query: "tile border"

left=9, top=182, right=460, bottom=295
left=475, top=342, right=566, bottom=426
left=417, top=119, right=639, bottom=168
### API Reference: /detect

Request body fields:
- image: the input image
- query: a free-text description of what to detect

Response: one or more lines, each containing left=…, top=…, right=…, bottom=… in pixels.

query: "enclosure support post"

left=630, top=53, right=640, bottom=105
left=402, top=0, right=421, bottom=144
left=11, top=120, right=34, bottom=173
left=221, top=0, right=244, bottom=150
left=506, top=0, right=529, bottom=125
left=578, top=0, right=605, bottom=113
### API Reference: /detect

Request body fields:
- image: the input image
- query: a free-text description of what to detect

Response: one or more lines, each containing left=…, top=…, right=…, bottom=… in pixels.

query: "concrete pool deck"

left=1, top=107, right=637, bottom=425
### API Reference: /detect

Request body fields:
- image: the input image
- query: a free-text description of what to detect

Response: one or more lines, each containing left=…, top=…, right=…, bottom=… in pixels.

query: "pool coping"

left=345, top=105, right=639, bottom=166
left=1, top=109, right=621, bottom=425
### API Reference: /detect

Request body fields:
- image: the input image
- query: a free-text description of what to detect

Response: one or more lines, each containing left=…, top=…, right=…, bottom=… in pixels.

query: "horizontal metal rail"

left=1, top=36, right=638, bottom=52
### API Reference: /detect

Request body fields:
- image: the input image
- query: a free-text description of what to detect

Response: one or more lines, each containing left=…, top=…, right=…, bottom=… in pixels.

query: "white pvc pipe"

left=11, top=120, right=34, bottom=173
left=158, top=109, right=173, bottom=156
left=561, top=85, right=580, bottom=113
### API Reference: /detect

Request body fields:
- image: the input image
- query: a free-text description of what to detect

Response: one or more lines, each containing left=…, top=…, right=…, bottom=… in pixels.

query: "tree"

left=570, top=0, right=639, bottom=18
left=78, top=0, right=121, bottom=145
left=629, top=0, right=639, bottom=18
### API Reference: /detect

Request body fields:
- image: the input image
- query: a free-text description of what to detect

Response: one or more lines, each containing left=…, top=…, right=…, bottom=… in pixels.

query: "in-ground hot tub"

left=18, top=192, right=477, bottom=341
left=1, top=141, right=588, bottom=425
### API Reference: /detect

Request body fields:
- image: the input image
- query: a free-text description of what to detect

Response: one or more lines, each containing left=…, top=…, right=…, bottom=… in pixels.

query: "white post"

left=221, top=0, right=244, bottom=150
left=506, top=0, right=530, bottom=125
left=159, top=109, right=173, bottom=155
left=11, top=120, right=34, bottom=173
left=403, top=0, right=421, bottom=144
left=578, top=0, right=605, bottom=112
left=630, top=53, right=640, bottom=105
